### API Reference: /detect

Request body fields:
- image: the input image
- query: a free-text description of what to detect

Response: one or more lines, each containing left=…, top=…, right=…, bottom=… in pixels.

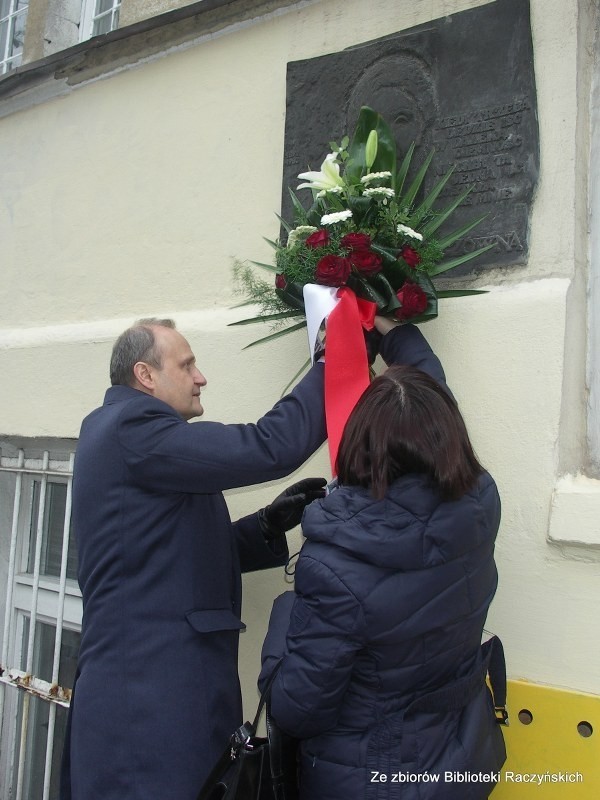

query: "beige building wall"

left=1, top=0, right=599, bottom=718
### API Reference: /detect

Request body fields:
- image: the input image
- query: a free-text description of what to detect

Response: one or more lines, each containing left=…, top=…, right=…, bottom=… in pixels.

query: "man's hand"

left=258, top=477, right=327, bottom=540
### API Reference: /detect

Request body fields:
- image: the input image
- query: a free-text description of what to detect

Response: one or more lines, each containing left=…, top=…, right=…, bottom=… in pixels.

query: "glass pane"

left=17, top=1, right=30, bottom=10
left=27, top=481, right=78, bottom=581
left=11, top=6, right=25, bottom=54
left=0, top=2, right=12, bottom=22
left=0, top=20, right=8, bottom=59
left=96, top=0, right=116, bottom=14
left=16, top=619, right=80, bottom=800
left=92, top=12, right=112, bottom=36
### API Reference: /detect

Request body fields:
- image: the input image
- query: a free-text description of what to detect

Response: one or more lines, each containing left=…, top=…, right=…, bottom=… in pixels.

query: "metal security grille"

left=0, top=443, right=80, bottom=800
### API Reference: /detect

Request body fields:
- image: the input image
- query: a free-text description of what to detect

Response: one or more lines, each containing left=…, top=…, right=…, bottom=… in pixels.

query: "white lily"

left=297, top=153, right=346, bottom=192
left=365, top=129, right=378, bottom=171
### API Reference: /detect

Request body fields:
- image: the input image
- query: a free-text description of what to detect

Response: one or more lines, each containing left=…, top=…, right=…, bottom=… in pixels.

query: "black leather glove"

left=364, top=327, right=383, bottom=365
left=258, top=477, right=327, bottom=540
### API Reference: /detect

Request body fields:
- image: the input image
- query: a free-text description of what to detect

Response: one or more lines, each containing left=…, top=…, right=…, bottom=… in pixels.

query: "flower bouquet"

left=232, top=106, right=492, bottom=472
left=233, top=105, right=492, bottom=357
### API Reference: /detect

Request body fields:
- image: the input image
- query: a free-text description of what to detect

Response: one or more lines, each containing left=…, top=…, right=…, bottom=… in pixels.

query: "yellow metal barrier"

left=493, top=680, right=599, bottom=797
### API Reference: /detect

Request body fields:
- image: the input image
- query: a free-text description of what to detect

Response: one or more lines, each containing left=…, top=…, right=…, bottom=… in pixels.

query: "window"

left=0, top=1, right=29, bottom=74
left=80, top=0, right=121, bottom=42
left=589, top=24, right=600, bottom=475
left=0, top=441, right=80, bottom=800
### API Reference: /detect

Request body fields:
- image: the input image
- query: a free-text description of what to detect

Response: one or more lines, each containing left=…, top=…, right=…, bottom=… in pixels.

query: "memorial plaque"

left=281, top=0, right=538, bottom=273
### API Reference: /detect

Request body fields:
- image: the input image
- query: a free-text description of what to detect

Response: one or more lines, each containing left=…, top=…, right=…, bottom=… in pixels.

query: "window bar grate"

left=0, top=447, right=25, bottom=725
left=15, top=451, right=49, bottom=800
left=43, top=451, right=75, bottom=800
left=0, top=448, right=75, bottom=800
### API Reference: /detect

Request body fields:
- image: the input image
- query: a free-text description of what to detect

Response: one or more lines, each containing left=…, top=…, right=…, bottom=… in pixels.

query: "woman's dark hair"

left=336, top=365, right=484, bottom=501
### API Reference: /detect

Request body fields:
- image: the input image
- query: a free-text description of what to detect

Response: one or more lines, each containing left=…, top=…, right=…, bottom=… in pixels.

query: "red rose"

left=275, top=273, right=287, bottom=290
left=305, top=229, right=330, bottom=248
left=340, top=232, right=371, bottom=251
left=348, top=249, right=382, bottom=277
left=400, top=245, right=422, bottom=269
left=315, top=255, right=351, bottom=287
left=394, top=281, right=428, bottom=320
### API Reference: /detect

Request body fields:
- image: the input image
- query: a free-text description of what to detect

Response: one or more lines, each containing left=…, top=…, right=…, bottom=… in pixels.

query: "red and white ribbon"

left=303, top=284, right=376, bottom=474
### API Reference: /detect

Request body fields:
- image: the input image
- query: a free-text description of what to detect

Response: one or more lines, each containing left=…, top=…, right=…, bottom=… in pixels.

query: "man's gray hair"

left=110, top=318, right=176, bottom=387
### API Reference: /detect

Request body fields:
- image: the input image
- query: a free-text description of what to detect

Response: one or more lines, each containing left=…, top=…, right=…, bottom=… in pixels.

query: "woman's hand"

left=374, top=315, right=402, bottom=336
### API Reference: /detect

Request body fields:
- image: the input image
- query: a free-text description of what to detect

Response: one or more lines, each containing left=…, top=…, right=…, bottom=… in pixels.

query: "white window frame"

left=0, top=0, right=29, bottom=74
left=588, top=26, right=600, bottom=474
left=79, top=0, right=121, bottom=42
left=0, top=442, right=81, bottom=800
left=549, top=15, right=600, bottom=548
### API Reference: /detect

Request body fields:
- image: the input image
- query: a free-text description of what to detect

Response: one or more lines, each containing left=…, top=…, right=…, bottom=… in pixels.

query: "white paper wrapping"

left=303, top=284, right=339, bottom=363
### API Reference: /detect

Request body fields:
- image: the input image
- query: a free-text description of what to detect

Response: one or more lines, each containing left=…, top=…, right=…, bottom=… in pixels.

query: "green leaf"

left=436, top=289, right=489, bottom=298
left=306, top=199, right=323, bottom=227
left=241, top=321, right=307, bottom=349
left=228, top=311, right=302, bottom=326
left=420, top=186, right=474, bottom=238
left=347, top=273, right=387, bottom=311
left=273, top=216, right=291, bottom=235
left=277, top=280, right=306, bottom=311
left=428, top=243, right=496, bottom=276
left=409, top=166, right=455, bottom=227
left=263, top=236, right=280, bottom=249
left=250, top=260, right=277, bottom=272
left=369, top=272, right=402, bottom=312
left=401, top=149, right=435, bottom=208
left=230, top=298, right=267, bottom=309
left=347, top=194, right=374, bottom=226
left=280, top=357, right=312, bottom=397
left=288, top=188, right=309, bottom=224
left=345, top=106, right=396, bottom=184
left=403, top=307, right=438, bottom=324
left=436, top=212, right=489, bottom=250
left=395, top=142, right=415, bottom=197
left=370, top=242, right=399, bottom=265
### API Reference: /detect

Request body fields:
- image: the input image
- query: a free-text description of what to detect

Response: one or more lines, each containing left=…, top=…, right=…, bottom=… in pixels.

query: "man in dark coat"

left=60, top=317, right=326, bottom=800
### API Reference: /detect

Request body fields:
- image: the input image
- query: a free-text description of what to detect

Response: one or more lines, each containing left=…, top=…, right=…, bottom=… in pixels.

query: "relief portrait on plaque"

left=345, top=53, right=438, bottom=161
left=281, top=0, right=539, bottom=274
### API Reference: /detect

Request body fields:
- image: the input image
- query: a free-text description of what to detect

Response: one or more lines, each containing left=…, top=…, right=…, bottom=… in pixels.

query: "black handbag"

left=197, top=664, right=299, bottom=800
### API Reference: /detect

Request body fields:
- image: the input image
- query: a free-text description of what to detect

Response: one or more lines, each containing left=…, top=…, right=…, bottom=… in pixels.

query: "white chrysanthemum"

left=360, top=171, right=393, bottom=184
left=286, top=225, right=317, bottom=248
left=397, top=223, right=424, bottom=241
left=363, top=187, right=395, bottom=199
left=321, top=209, right=353, bottom=225
left=316, top=186, right=344, bottom=198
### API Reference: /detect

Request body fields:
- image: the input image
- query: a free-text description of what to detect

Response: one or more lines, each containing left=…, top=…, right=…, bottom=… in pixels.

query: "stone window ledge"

left=548, top=474, right=600, bottom=546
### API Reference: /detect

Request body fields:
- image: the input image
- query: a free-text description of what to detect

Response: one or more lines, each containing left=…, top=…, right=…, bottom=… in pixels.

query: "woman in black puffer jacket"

left=259, top=318, right=506, bottom=800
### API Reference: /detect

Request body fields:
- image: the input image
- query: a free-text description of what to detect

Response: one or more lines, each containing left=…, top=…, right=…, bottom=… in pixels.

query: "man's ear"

left=132, top=361, right=154, bottom=391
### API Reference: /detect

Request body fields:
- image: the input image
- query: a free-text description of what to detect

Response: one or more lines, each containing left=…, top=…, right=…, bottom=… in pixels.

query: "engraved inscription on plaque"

left=281, top=0, right=539, bottom=273
left=430, top=97, right=534, bottom=267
